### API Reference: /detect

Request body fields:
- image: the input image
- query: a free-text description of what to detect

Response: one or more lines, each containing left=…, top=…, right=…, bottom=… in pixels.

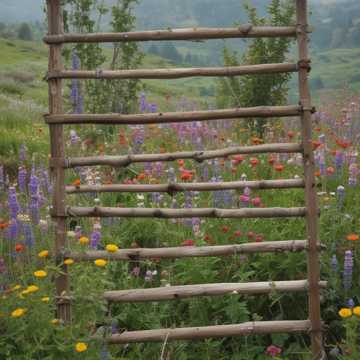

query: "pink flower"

left=251, top=197, right=262, bottom=207
left=266, top=345, right=282, bottom=357
left=181, top=239, right=195, bottom=246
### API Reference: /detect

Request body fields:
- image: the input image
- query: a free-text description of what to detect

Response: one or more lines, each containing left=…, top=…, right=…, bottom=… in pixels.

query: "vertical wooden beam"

left=296, top=1, right=324, bottom=359
left=47, top=0, right=71, bottom=323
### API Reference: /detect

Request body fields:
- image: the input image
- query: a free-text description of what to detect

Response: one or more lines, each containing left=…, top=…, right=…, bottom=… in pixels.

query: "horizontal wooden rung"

left=44, top=105, right=302, bottom=125
left=64, top=240, right=310, bottom=261
left=66, top=179, right=305, bottom=194
left=66, top=143, right=303, bottom=168
left=43, top=26, right=297, bottom=44
left=102, top=320, right=311, bottom=344
left=63, top=206, right=307, bottom=218
left=104, top=280, right=327, bottom=303
left=47, top=63, right=298, bottom=80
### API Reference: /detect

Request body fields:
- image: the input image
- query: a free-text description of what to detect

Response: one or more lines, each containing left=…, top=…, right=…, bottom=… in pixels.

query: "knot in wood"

left=297, top=59, right=311, bottom=72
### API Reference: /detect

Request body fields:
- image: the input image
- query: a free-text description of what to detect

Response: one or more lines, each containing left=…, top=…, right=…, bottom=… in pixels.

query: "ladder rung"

left=43, top=26, right=298, bottom=44
left=63, top=206, right=307, bottom=218
left=44, top=105, right=302, bottom=125
left=65, top=240, right=310, bottom=261
left=66, top=179, right=305, bottom=194
left=104, top=280, right=327, bottom=303
left=65, top=143, right=303, bottom=168
left=101, top=320, right=311, bottom=344
left=48, top=63, right=298, bottom=80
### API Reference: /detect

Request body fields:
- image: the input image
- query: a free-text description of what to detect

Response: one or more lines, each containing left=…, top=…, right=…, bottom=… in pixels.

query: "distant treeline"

left=0, top=21, right=44, bottom=41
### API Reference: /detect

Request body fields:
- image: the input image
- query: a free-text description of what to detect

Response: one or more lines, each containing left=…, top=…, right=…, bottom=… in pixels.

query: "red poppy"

left=222, top=226, right=230, bottom=233
left=251, top=197, right=261, bottom=207
left=287, top=131, right=295, bottom=139
left=234, top=230, right=242, bottom=237
left=180, top=170, right=193, bottom=181
left=249, top=158, right=259, bottom=167
left=255, top=234, right=264, bottom=242
left=177, top=160, right=185, bottom=167
left=326, top=166, right=335, bottom=175
left=274, top=164, right=284, bottom=172
left=137, top=172, right=146, bottom=181
left=232, top=155, right=244, bottom=165
left=336, top=139, right=351, bottom=149
left=15, top=244, right=25, bottom=253
left=182, top=239, right=195, bottom=246
left=268, top=156, right=275, bottom=165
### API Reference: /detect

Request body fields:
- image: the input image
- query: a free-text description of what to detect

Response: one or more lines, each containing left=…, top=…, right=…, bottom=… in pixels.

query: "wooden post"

left=47, top=0, right=71, bottom=323
left=296, top=1, right=325, bottom=359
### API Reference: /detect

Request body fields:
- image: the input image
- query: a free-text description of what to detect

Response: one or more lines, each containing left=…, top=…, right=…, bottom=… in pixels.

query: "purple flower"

left=7, top=219, right=19, bottom=240
left=23, top=223, right=34, bottom=247
left=19, top=144, right=27, bottom=163
left=18, top=166, right=27, bottom=193
left=8, top=187, right=20, bottom=219
left=331, top=254, right=338, bottom=272
left=0, top=165, right=4, bottom=191
left=343, top=250, right=353, bottom=290
left=90, top=230, right=101, bottom=249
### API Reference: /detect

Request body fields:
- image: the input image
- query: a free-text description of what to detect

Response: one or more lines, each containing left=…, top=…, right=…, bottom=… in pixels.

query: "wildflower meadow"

left=0, top=0, right=360, bottom=359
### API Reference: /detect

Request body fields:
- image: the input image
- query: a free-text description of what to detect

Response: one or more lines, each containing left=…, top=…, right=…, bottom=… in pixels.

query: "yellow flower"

left=34, top=270, right=47, bottom=278
left=64, top=259, right=74, bottom=265
left=41, top=297, right=50, bottom=302
left=12, top=285, right=21, bottom=291
left=353, top=306, right=360, bottom=316
left=339, top=308, right=352, bottom=318
left=94, top=259, right=107, bottom=267
left=106, top=244, right=119, bottom=253
left=79, top=236, right=89, bottom=245
left=26, top=285, right=39, bottom=293
left=11, top=308, right=26, bottom=318
left=38, top=250, right=49, bottom=258
left=51, top=319, right=60, bottom=325
left=75, top=342, right=88, bottom=353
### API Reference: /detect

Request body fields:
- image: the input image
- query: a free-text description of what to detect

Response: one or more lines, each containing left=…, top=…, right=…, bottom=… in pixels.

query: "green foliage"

left=17, top=23, right=33, bottom=41
left=216, top=0, right=295, bottom=137
left=63, top=0, right=143, bottom=114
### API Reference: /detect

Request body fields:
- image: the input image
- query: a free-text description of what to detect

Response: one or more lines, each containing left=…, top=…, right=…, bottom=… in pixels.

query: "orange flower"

left=274, top=164, right=284, bottom=172
left=137, top=172, right=146, bottom=181
left=15, top=244, right=25, bottom=253
left=180, top=170, right=193, bottom=181
left=0, top=222, right=9, bottom=230
left=312, top=140, right=321, bottom=150
left=251, top=137, right=263, bottom=145
left=314, top=170, right=321, bottom=177
left=72, top=179, right=81, bottom=187
left=177, top=159, right=185, bottom=167
left=268, top=156, right=275, bottom=165
left=346, top=234, right=359, bottom=241
left=336, top=139, right=351, bottom=149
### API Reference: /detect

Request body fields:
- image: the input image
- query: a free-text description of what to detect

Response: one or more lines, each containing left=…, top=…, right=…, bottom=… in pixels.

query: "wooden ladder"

left=45, top=0, right=326, bottom=358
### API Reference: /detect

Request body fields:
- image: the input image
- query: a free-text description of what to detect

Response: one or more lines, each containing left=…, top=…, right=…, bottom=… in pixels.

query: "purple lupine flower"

left=19, top=144, right=27, bottom=163
left=8, top=187, right=20, bottom=219
left=18, top=166, right=27, bottom=193
left=7, top=219, right=19, bottom=240
left=335, top=151, right=344, bottom=173
left=201, top=163, right=209, bottom=181
left=40, top=166, right=52, bottom=195
left=90, top=224, right=101, bottom=249
left=349, top=163, right=358, bottom=187
left=99, top=347, right=110, bottom=360
left=319, top=151, right=326, bottom=176
left=151, top=192, right=161, bottom=205
left=70, top=49, right=84, bottom=113
left=343, top=250, right=353, bottom=290
left=154, top=162, right=164, bottom=178
left=139, top=92, right=147, bottom=112
left=23, top=223, right=34, bottom=247
left=29, top=169, right=39, bottom=196
left=29, top=195, right=40, bottom=225
left=331, top=254, right=338, bottom=272
left=149, top=103, right=158, bottom=113
left=347, top=298, right=355, bottom=308
left=70, top=130, right=80, bottom=145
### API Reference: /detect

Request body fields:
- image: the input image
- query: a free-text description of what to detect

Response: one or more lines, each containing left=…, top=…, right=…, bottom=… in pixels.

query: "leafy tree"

left=63, top=0, right=143, bottom=114
left=17, top=23, right=33, bottom=41
left=160, top=42, right=183, bottom=64
left=216, top=0, right=295, bottom=137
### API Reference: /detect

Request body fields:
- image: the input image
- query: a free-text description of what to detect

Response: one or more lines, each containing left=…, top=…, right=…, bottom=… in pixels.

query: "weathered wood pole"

left=46, top=0, right=71, bottom=323
left=296, top=1, right=325, bottom=358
